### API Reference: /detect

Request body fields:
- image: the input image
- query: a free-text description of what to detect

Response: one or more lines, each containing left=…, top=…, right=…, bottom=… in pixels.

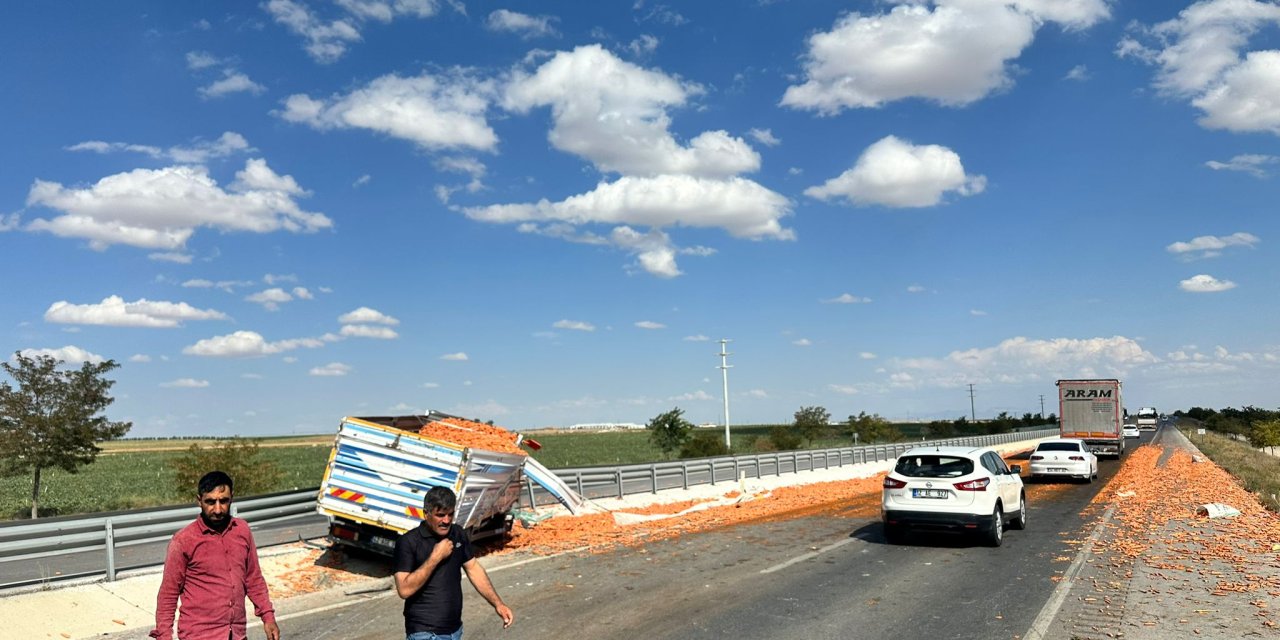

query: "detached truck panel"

left=1058, top=379, right=1125, bottom=458
left=317, top=415, right=527, bottom=554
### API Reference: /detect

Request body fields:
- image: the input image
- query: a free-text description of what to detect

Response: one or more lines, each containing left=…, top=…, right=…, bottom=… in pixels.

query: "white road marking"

left=759, top=538, right=857, bottom=574
left=1023, top=503, right=1118, bottom=640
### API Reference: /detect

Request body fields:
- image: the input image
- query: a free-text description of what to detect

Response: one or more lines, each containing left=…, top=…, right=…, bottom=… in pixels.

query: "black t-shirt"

left=394, top=522, right=475, bottom=634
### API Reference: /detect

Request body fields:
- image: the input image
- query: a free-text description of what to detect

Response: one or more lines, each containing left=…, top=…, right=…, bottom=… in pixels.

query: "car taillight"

left=883, top=477, right=907, bottom=489
left=1030, top=454, right=1044, bottom=460
left=1069, top=455, right=1085, bottom=461
left=954, top=478, right=990, bottom=491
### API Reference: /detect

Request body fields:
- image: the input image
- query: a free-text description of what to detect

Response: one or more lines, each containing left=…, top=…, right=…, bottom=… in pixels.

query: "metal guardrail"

left=0, top=428, right=1054, bottom=586
left=0, top=490, right=318, bottom=583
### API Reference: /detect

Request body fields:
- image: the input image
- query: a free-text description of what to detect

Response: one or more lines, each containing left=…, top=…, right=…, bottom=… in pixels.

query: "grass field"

left=98, top=434, right=333, bottom=452
left=1185, top=429, right=1280, bottom=512
left=0, top=444, right=332, bottom=520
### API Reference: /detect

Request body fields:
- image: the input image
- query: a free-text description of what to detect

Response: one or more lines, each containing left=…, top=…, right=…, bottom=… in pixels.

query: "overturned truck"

left=316, top=413, right=584, bottom=555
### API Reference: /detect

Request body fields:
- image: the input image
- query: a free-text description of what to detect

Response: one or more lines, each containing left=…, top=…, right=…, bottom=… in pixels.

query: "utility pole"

left=718, top=339, right=733, bottom=448
left=1039, top=394, right=1045, bottom=419
left=968, top=384, right=977, bottom=423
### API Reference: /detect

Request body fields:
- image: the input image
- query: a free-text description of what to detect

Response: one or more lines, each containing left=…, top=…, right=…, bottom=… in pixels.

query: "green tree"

left=1248, top=418, right=1280, bottom=456
left=768, top=424, right=802, bottom=450
left=925, top=420, right=956, bottom=439
left=647, top=407, right=694, bottom=459
left=845, top=411, right=901, bottom=444
left=793, top=405, right=831, bottom=445
left=0, top=353, right=131, bottom=519
left=679, top=432, right=729, bottom=459
left=171, top=439, right=283, bottom=499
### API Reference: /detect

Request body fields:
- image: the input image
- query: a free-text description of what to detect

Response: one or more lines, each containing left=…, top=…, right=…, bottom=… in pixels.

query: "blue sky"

left=3, top=1, right=1279, bottom=437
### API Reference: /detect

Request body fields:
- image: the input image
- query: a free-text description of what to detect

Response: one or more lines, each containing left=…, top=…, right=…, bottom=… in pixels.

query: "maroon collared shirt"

left=149, top=516, right=276, bottom=640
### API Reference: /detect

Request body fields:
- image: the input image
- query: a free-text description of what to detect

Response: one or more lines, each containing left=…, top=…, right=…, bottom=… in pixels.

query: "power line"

left=968, top=384, right=976, bottom=422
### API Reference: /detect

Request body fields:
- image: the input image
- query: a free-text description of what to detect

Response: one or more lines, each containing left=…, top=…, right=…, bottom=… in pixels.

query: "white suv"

left=881, top=445, right=1026, bottom=546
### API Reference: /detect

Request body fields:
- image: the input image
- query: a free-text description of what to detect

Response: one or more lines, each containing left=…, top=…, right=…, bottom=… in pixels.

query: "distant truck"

left=1057, top=379, right=1125, bottom=458
left=316, top=413, right=584, bottom=555
left=1135, top=407, right=1158, bottom=431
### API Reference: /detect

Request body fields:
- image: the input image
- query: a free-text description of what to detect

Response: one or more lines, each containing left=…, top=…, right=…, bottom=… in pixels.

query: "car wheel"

left=985, top=503, right=1004, bottom=547
left=1010, top=493, right=1027, bottom=530
left=883, top=522, right=905, bottom=544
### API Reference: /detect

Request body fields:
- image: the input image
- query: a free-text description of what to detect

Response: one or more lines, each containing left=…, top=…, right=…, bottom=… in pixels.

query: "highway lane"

left=260, top=436, right=1151, bottom=640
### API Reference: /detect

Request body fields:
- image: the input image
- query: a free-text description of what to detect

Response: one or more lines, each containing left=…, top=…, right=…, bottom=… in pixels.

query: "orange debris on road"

left=1084, top=442, right=1280, bottom=630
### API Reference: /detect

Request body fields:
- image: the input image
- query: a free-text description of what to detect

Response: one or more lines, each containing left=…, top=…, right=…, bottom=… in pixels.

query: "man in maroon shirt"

left=150, top=471, right=281, bottom=640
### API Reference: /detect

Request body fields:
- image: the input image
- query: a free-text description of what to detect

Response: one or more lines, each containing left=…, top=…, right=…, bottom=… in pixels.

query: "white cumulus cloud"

left=45, top=296, right=228, bottom=328
left=15, top=345, right=106, bottom=364
left=1121, top=0, right=1280, bottom=135
left=467, top=174, right=792, bottom=240
left=183, top=330, right=327, bottom=357
left=66, top=131, right=251, bottom=164
left=24, top=159, right=330, bottom=251
left=199, top=71, right=266, bottom=99
left=1166, top=231, right=1259, bottom=259
left=338, top=307, right=400, bottom=325
left=635, top=320, right=666, bottom=329
left=806, top=136, right=985, bottom=208
left=340, top=324, right=399, bottom=339
left=893, top=335, right=1157, bottom=388
left=279, top=72, right=497, bottom=152
left=245, top=288, right=294, bottom=311
left=822, top=293, right=872, bottom=304
left=1179, top=274, right=1237, bottom=292
left=782, top=0, right=1109, bottom=113
left=1205, top=154, right=1279, bottom=177
left=503, top=45, right=759, bottom=178
left=161, top=378, right=210, bottom=388
left=309, top=362, right=352, bottom=376
left=553, top=319, right=595, bottom=332
left=484, top=9, right=558, bottom=38
left=439, top=352, right=469, bottom=361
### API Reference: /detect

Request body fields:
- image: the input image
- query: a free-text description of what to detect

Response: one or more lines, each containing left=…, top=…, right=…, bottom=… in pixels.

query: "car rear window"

left=894, top=455, right=974, bottom=478
left=1037, top=442, right=1082, bottom=452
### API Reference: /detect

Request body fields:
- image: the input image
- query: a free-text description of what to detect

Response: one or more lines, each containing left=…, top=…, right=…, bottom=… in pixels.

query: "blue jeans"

left=407, top=626, right=462, bottom=640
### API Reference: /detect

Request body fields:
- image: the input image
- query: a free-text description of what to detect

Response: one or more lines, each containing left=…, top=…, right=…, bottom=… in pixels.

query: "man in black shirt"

left=394, top=486, right=514, bottom=640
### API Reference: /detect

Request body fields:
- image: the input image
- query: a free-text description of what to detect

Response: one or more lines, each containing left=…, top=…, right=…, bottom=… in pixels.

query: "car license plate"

left=371, top=535, right=395, bottom=549
left=912, top=488, right=948, bottom=499
left=1049, top=468, right=1067, bottom=473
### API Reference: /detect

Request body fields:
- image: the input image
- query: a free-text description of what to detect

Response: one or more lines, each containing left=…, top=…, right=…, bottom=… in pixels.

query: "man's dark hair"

left=423, top=486, right=456, bottom=512
left=198, top=470, right=234, bottom=496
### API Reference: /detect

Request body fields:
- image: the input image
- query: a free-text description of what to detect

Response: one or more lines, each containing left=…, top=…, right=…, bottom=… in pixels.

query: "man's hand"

left=428, top=537, right=454, bottom=565
left=494, top=602, right=514, bottom=629
left=264, top=620, right=280, bottom=640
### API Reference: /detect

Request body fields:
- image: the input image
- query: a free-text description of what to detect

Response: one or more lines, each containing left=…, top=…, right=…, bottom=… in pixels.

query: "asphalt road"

left=267, top=434, right=1151, bottom=640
